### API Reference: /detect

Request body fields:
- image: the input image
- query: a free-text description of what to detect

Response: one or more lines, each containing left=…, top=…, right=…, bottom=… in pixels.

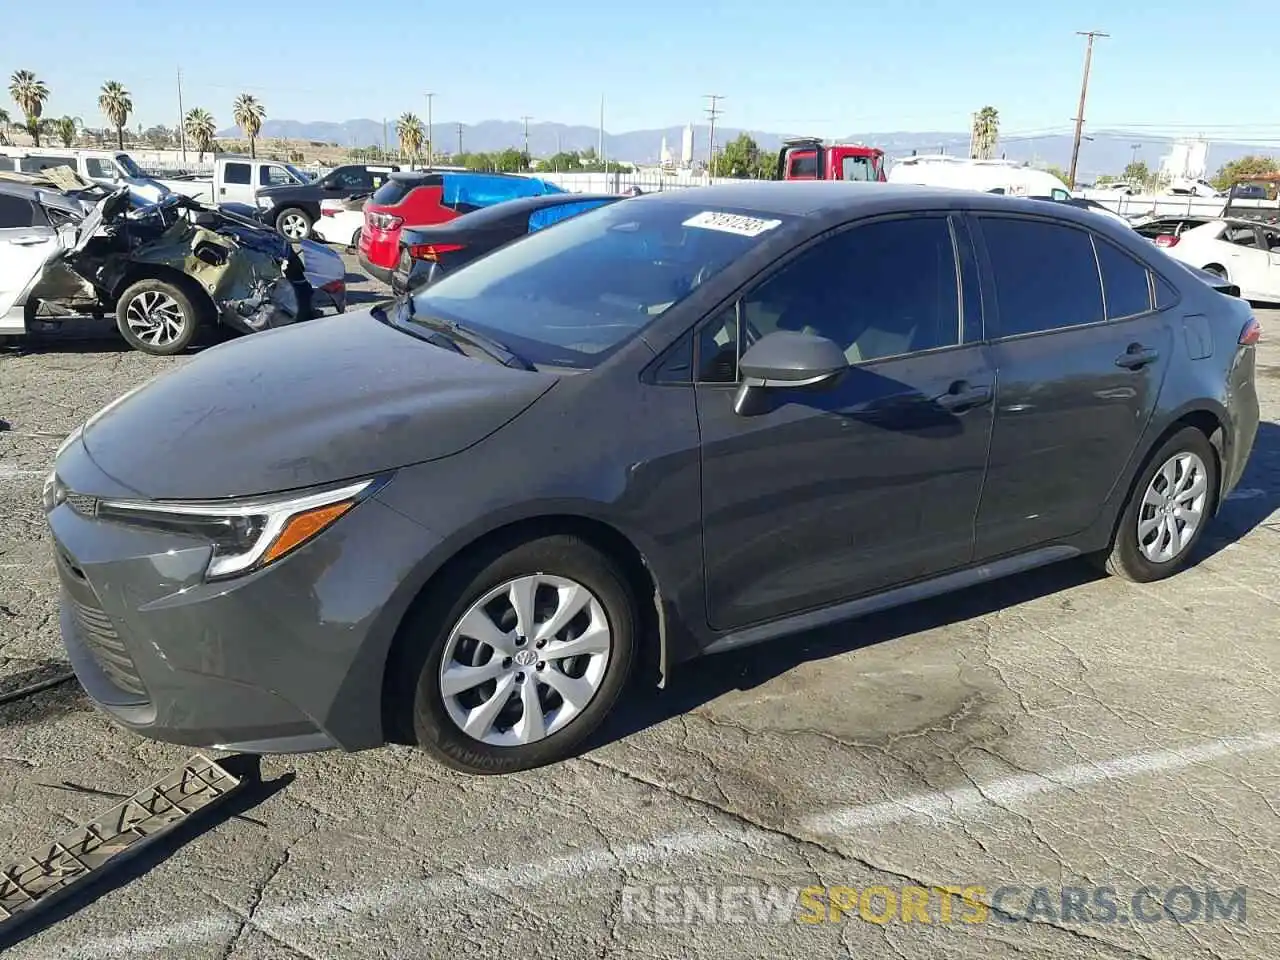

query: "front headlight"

left=95, top=477, right=386, bottom=580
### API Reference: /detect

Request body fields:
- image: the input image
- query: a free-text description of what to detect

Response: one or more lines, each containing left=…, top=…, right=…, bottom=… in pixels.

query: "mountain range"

left=216, top=118, right=1279, bottom=180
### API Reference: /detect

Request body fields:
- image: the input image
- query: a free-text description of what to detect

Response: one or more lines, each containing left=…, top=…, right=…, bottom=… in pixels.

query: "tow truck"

left=776, top=137, right=887, bottom=182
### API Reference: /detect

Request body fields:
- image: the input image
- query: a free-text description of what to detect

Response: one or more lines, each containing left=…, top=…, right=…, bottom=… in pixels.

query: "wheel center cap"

left=514, top=649, right=538, bottom=667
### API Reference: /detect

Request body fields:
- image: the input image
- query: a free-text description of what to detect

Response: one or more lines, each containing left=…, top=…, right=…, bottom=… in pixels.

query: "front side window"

left=85, top=158, right=120, bottom=179
left=839, top=156, right=874, bottom=181
left=261, top=165, right=296, bottom=187
left=404, top=201, right=792, bottom=369
left=224, top=162, right=251, bottom=185
left=980, top=216, right=1104, bottom=337
left=738, top=215, right=961, bottom=366
left=1093, top=237, right=1153, bottom=319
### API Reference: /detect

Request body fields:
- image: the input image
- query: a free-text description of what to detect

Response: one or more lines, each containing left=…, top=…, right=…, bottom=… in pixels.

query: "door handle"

left=1115, top=344, right=1159, bottom=370
left=935, top=381, right=992, bottom=411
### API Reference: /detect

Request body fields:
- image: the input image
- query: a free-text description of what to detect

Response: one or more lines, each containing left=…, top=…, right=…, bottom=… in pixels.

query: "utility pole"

left=598, top=95, right=604, bottom=167
left=1130, top=143, right=1141, bottom=166
left=704, top=94, right=725, bottom=174
left=457, top=123, right=463, bottom=157
left=1068, top=30, right=1108, bottom=189
left=382, top=117, right=388, bottom=161
left=176, top=66, right=187, bottom=163
left=424, top=93, right=435, bottom=169
left=520, top=115, right=532, bottom=164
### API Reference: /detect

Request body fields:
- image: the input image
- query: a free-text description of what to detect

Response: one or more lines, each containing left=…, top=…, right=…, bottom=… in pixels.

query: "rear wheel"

left=1097, top=427, right=1218, bottom=582
left=275, top=207, right=312, bottom=242
left=402, top=535, right=637, bottom=775
left=114, top=279, right=201, bottom=355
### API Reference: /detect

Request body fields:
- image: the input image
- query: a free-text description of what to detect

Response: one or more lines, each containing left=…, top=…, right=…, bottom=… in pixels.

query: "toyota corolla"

left=44, top=183, right=1260, bottom=774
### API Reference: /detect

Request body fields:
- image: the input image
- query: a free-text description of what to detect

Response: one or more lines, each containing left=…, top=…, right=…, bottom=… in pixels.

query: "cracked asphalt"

left=2, top=274, right=1278, bottom=959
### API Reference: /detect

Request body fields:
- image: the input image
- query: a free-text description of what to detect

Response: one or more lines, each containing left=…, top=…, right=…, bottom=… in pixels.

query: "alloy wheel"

left=124, top=291, right=186, bottom=347
left=1137, top=451, right=1209, bottom=563
left=279, top=213, right=309, bottom=240
left=438, top=574, right=613, bottom=747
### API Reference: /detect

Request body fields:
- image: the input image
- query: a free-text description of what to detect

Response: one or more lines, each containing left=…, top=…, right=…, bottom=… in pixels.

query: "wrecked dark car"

left=0, top=171, right=346, bottom=355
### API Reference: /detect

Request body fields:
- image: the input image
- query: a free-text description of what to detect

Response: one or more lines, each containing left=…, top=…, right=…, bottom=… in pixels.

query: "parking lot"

left=2, top=269, right=1278, bottom=958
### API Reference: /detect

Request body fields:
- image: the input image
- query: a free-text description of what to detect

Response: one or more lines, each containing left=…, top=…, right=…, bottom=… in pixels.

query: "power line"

left=1068, top=30, right=1109, bottom=189
left=704, top=94, right=725, bottom=173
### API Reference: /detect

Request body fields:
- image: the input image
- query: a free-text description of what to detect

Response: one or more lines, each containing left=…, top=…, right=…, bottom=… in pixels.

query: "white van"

left=887, top=155, right=1073, bottom=200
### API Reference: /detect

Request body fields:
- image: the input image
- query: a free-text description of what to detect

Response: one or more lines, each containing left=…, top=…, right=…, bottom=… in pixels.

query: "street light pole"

left=424, top=92, right=435, bottom=170
left=1068, top=30, right=1108, bottom=190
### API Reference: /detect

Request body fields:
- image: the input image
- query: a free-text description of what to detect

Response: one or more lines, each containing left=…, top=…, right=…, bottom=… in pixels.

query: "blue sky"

left=6, top=0, right=1278, bottom=142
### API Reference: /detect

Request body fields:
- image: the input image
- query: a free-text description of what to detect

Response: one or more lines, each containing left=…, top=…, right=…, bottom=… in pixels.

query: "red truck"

left=776, top=137, right=886, bottom=182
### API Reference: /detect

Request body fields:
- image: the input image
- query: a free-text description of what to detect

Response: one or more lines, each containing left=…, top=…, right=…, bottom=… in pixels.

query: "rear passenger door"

left=970, top=214, right=1174, bottom=559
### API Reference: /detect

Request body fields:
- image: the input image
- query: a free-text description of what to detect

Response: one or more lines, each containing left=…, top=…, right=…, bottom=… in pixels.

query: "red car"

left=358, top=171, right=564, bottom=283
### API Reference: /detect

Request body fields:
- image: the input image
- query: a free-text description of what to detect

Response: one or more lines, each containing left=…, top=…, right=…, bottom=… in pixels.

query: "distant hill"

left=216, top=119, right=1280, bottom=181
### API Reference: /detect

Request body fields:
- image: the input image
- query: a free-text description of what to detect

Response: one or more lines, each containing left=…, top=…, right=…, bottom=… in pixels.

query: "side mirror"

left=734, top=330, right=847, bottom=416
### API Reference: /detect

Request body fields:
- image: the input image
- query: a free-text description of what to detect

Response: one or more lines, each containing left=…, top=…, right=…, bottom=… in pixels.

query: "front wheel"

left=114, top=279, right=202, bottom=355
left=1097, top=427, right=1218, bottom=582
left=404, top=535, right=637, bottom=775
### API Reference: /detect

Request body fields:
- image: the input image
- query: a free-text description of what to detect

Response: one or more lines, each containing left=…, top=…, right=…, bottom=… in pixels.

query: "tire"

left=275, top=207, right=312, bottom=242
left=350, top=228, right=361, bottom=250
left=401, top=535, right=637, bottom=775
left=114, top=279, right=202, bottom=356
left=1097, top=426, right=1218, bottom=582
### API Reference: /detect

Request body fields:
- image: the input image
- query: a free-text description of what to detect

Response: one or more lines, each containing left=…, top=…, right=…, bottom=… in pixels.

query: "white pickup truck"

left=154, top=156, right=316, bottom=205
left=0, top=147, right=314, bottom=207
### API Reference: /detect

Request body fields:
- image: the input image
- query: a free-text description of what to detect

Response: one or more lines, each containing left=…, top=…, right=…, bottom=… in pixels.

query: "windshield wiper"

left=399, top=297, right=536, bottom=371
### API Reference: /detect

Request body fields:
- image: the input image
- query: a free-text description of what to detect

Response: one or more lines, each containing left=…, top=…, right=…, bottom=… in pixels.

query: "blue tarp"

left=527, top=199, right=614, bottom=233
left=441, top=174, right=563, bottom=209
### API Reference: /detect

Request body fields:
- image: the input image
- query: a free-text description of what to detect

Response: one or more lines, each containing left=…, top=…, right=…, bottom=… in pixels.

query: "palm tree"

left=98, top=81, right=133, bottom=150
left=9, top=70, right=50, bottom=147
left=396, top=113, right=425, bottom=166
left=55, top=116, right=80, bottom=148
left=0, top=107, right=10, bottom=145
left=972, top=106, right=1000, bottom=160
left=232, top=94, right=266, bottom=158
left=183, top=108, right=216, bottom=162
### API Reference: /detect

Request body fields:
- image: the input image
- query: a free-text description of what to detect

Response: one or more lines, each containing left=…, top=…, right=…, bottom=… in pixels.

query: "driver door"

left=695, top=213, right=996, bottom=632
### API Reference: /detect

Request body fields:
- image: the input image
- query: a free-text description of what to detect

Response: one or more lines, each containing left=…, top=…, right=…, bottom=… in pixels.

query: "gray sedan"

left=43, top=182, right=1260, bottom=774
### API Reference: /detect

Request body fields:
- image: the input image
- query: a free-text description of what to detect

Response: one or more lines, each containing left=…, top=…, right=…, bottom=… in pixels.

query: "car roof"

left=630, top=180, right=1119, bottom=226
left=0, top=178, right=43, bottom=202
left=387, top=169, right=532, bottom=184
left=400, top=193, right=620, bottom=237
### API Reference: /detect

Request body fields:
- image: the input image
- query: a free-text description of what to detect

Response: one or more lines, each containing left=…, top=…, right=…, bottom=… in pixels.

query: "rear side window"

left=19, top=155, right=75, bottom=172
left=224, top=162, right=251, bottom=185
left=0, top=156, right=13, bottom=171
left=1093, top=238, right=1153, bottom=319
left=0, top=194, right=36, bottom=228
left=1154, top=274, right=1179, bottom=309
left=980, top=217, right=1103, bottom=337
left=787, top=151, right=818, bottom=178
left=372, top=178, right=417, bottom=205
left=527, top=199, right=614, bottom=233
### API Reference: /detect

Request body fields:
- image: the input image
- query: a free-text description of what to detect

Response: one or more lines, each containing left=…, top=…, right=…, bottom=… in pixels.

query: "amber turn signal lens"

left=261, top=501, right=354, bottom=566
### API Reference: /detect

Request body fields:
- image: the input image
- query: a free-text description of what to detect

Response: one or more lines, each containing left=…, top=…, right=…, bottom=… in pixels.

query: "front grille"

left=70, top=597, right=147, bottom=699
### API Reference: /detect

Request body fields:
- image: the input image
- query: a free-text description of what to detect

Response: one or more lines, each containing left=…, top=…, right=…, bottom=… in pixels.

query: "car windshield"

left=403, top=200, right=791, bottom=369
left=116, top=153, right=145, bottom=177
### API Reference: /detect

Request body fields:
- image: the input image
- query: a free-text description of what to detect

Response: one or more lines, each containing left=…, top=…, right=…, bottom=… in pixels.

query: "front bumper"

left=46, top=442, right=442, bottom=754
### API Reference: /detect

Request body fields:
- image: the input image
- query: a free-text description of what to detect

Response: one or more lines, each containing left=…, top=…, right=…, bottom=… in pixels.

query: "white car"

left=310, top=196, right=366, bottom=248
left=1147, top=217, right=1280, bottom=302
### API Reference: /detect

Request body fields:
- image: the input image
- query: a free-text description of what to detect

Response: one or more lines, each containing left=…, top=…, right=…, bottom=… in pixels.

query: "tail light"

left=407, top=243, right=465, bottom=262
left=1239, top=316, right=1262, bottom=346
left=1154, top=234, right=1179, bottom=248
left=320, top=208, right=338, bottom=218
left=320, top=279, right=345, bottom=294
left=367, top=212, right=403, bottom=230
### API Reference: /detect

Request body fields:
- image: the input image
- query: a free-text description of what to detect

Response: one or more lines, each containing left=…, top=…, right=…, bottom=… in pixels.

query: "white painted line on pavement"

left=0, top=464, right=43, bottom=480
left=32, top=728, right=1280, bottom=959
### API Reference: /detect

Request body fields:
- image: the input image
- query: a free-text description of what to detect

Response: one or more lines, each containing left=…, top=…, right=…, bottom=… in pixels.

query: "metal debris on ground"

left=0, top=754, right=242, bottom=930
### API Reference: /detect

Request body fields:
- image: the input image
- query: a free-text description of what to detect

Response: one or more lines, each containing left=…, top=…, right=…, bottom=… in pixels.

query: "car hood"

left=79, top=311, right=559, bottom=500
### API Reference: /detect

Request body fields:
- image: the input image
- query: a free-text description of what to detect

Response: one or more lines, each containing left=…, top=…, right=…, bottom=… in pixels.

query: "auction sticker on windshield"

left=683, top=211, right=783, bottom=237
